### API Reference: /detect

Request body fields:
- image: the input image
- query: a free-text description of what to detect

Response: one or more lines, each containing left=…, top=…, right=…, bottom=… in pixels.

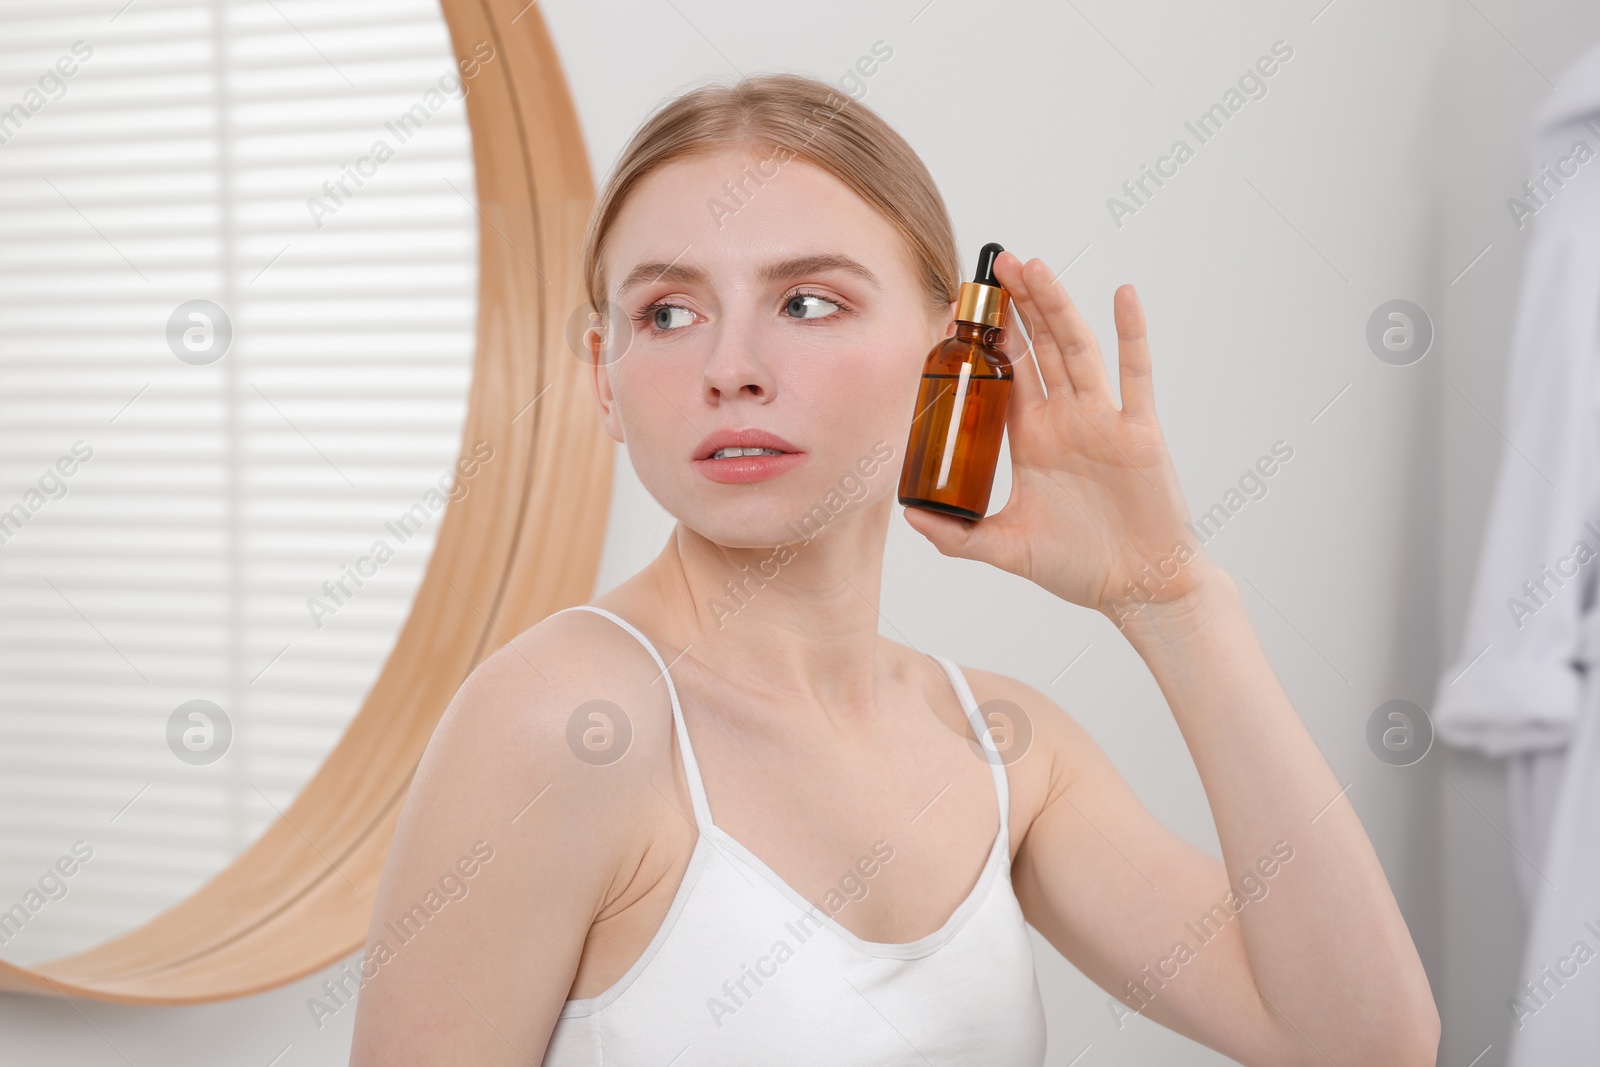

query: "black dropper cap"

left=954, top=242, right=1010, bottom=329
left=974, top=242, right=1004, bottom=286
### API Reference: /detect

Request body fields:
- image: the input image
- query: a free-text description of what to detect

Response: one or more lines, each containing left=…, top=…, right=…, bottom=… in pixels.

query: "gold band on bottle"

left=955, top=280, right=1010, bottom=329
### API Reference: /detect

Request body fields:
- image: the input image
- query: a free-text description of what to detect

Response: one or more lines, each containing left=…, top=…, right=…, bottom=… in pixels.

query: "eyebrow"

left=615, top=253, right=881, bottom=297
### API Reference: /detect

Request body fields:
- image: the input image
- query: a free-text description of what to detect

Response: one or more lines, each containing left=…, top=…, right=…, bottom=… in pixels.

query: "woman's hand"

left=901, top=251, right=1221, bottom=632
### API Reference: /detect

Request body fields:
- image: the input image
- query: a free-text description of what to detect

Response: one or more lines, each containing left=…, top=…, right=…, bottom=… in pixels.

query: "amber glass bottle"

left=898, top=242, right=1013, bottom=520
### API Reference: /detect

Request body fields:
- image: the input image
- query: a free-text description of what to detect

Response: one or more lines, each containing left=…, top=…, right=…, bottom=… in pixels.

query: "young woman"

left=350, top=73, right=1438, bottom=1065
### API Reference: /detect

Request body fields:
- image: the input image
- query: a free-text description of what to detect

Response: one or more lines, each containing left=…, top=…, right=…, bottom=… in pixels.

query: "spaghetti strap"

left=548, top=606, right=1006, bottom=843
left=548, top=604, right=715, bottom=834
left=934, top=654, right=1011, bottom=833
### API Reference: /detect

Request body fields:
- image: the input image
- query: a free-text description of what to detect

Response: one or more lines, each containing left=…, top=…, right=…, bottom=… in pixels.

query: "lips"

left=692, top=449, right=807, bottom=485
left=693, top=428, right=803, bottom=461
left=691, top=428, right=809, bottom=485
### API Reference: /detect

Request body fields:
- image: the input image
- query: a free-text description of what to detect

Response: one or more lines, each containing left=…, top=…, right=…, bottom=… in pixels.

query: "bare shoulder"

left=422, top=606, right=679, bottom=813
left=349, top=607, right=680, bottom=1065
left=946, top=663, right=1102, bottom=844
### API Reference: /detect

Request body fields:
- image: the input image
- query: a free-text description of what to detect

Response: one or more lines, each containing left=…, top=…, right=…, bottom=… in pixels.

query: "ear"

left=583, top=314, right=625, bottom=445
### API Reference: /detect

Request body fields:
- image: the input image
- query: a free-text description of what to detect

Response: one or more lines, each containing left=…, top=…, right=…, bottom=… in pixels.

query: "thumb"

left=901, top=504, right=994, bottom=562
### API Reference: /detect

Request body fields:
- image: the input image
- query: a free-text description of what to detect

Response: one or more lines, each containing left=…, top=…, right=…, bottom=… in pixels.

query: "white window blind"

left=0, top=0, right=478, bottom=964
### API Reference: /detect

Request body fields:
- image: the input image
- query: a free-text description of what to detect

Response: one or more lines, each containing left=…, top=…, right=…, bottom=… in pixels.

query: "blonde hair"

left=579, top=73, right=960, bottom=320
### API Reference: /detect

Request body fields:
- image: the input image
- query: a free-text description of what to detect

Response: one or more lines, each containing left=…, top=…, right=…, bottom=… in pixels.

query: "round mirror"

left=0, top=0, right=607, bottom=1001
left=0, top=0, right=478, bottom=968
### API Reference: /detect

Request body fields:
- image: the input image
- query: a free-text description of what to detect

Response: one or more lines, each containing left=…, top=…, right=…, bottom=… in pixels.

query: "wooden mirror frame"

left=0, top=0, right=607, bottom=1003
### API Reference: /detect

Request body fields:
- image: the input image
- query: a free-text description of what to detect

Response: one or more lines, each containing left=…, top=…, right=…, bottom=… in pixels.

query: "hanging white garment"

left=1431, top=55, right=1600, bottom=762
left=1504, top=745, right=1569, bottom=911
left=1504, top=619, right=1600, bottom=1062
left=1431, top=38, right=1600, bottom=1063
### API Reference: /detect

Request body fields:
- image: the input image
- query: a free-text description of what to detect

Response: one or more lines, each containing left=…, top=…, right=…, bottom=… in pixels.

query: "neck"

left=639, top=499, right=897, bottom=718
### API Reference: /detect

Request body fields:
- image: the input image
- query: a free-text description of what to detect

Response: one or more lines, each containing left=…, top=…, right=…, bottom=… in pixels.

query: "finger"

left=901, top=503, right=1000, bottom=565
left=992, top=254, right=1072, bottom=398
left=1020, top=257, right=1115, bottom=408
left=902, top=504, right=975, bottom=555
left=990, top=255, right=1047, bottom=409
left=1114, top=284, right=1156, bottom=419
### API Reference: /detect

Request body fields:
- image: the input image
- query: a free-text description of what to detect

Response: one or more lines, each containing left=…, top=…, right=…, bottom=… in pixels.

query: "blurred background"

left=1, top=0, right=1595, bottom=1062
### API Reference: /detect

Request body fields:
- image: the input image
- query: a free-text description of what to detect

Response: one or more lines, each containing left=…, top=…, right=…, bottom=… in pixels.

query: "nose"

left=701, top=310, right=776, bottom=404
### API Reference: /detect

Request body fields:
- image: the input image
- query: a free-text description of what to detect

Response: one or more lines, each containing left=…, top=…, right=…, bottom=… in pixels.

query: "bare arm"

left=348, top=614, right=645, bottom=1065
left=996, top=565, right=1438, bottom=1065
left=1132, top=566, right=1434, bottom=1061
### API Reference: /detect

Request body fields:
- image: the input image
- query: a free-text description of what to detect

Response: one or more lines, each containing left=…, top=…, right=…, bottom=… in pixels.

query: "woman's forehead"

left=602, top=151, right=915, bottom=293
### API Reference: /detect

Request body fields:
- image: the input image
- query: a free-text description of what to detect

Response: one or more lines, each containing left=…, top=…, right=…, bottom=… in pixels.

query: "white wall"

left=5, top=0, right=1595, bottom=1062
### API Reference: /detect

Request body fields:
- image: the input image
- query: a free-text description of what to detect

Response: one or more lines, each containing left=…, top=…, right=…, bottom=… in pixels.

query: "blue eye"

left=784, top=292, right=845, bottom=320
left=635, top=302, right=696, bottom=333
left=634, top=289, right=854, bottom=335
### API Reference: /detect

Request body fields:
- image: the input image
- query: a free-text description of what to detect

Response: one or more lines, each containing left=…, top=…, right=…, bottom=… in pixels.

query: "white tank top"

left=541, top=605, right=1048, bottom=1066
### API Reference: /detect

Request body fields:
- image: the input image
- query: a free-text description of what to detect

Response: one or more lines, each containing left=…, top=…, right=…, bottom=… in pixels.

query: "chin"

left=688, top=488, right=892, bottom=553
left=684, top=506, right=827, bottom=551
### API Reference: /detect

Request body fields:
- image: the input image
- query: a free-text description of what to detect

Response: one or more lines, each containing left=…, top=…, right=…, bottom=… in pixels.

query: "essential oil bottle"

left=898, top=241, right=1013, bottom=520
